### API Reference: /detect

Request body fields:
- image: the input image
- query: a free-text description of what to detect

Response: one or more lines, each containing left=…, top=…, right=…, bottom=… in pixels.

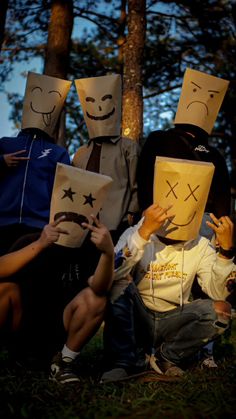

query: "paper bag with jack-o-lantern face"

left=22, top=72, right=72, bottom=138
left=153, top=157, right=215, bottom=241
left=174, top=68, right=229, bottom=134
left=74, top=74, right=121, bottom=139
left=50, top=163, right=113, bottom=247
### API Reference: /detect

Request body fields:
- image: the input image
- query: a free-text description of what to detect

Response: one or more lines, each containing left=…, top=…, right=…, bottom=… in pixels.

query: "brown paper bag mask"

left=174, top=68, right=229, bottom=134
left=74, top=74, right=121, bottom=139
left=22, top=72, right=72, bottom=137
left=153, top=157, right=215, bottom=241
left=50, top=163, right=113, bottom=247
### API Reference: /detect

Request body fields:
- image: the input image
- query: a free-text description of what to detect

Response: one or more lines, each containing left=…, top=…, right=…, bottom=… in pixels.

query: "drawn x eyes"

left=165, top=181, right=200, bottom=202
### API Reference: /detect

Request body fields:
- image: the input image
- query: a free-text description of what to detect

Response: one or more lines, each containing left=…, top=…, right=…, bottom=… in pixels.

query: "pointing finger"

left=51, top=215, right=66, bottom=227
left=11, top=149, right=27, bottom=156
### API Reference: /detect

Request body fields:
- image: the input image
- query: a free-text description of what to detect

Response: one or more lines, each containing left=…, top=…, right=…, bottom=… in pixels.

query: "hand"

left=38, top=216, right=68, bottom=248
left=139, top=203, right=174, bottom=240
left=82, top=215, right=114, bottom=255
left=4, top=150, right=30, bottom=167
left=206, top=213, right=234, bottom=250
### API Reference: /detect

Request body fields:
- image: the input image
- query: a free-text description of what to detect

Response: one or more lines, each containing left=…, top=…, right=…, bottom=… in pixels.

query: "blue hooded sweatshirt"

left=0, top=128, right=71, bottom=229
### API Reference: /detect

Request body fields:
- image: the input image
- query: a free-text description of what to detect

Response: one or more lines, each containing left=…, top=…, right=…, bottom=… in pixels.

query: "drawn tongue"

left=43, top=112, right=51, bottom=126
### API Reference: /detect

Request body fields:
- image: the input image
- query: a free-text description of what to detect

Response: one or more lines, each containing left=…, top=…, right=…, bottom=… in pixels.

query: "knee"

left=87, top=287, right=107, bottom=313
left=0, top=282, right=19, bottom=300
left=77, top=287, right=107, bottom=316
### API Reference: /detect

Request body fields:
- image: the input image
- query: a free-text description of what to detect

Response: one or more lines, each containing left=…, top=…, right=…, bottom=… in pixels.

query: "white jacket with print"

left=114, top=221, right=236, bottom=312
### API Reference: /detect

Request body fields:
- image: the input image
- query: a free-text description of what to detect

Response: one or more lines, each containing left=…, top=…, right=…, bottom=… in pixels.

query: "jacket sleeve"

left=137, top=131, right=163, bottom=212
left=207, top=147, right=231, bottom=217
left=59, top=149, right=71, bottom=165
left=114, top=224, right=148, bottom=281
left=197, top=242, right=236, bottom=300
left=0, top=154, right=8, bottom=171
left=123, top=139, right=140, bottom=215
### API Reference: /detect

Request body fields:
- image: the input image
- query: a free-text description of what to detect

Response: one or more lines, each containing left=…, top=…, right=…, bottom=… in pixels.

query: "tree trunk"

left=0, top=0, right=8, bottom=53
left=44, top=0, right=73, bottom=78
left=117, top=0, right=127, bottom=74
left=44, top=0, right=74, bottom=146
left=122, top=0, right=146, bottom=143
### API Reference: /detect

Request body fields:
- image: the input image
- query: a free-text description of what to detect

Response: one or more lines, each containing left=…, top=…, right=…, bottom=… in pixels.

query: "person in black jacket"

left=136, top=68, right=231, bottom=368
left=137, top=68, right=231, bottom=230
left=0, top=72, right=72, bottom=255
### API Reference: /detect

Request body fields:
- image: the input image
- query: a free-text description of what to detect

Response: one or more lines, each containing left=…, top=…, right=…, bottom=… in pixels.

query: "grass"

left=0, top=323, right=236, bottom=419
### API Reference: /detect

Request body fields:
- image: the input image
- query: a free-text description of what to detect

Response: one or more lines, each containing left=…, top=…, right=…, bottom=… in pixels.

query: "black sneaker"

left=49, top=352, right=80, bottom=384
left=100, top=367, right=129, bottom=383
left=100, top=362, right=149, bottom=384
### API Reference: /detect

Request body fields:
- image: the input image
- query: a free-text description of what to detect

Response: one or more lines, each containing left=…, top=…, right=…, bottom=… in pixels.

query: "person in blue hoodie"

left=0, top=71, right=72, bottom=255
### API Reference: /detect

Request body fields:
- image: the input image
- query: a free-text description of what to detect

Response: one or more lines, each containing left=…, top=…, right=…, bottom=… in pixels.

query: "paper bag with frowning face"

left=74, top=74, right=121, bottom=139
left=50, top=163, right=113, bottom=247
left=174, top=68, right=229, bottom=134
left=153, top=157, right=215, bottom=241
left=22, top=72, right=72, bottom=138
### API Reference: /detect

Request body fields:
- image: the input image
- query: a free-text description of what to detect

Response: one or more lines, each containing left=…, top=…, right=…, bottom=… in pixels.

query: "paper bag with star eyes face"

left=153, top=156, right=215, bottom=241
left=174, top=68, right=229, bottom=134
left=22, top=72, right=72, bottom=138
left=50, top=163, right=113, bottom=248
left=74, top=74, right=121, bottom=139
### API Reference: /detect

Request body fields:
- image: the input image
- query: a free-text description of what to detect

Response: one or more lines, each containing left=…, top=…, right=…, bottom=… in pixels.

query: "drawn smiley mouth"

left=168, top=211, right=196, bottom=227
left=30, top=102, right=55, bottom=126
left=86, top=107, right=115, bottom=121
left=186, top=101, right=209, bottom=115
left=54, top=212, right=89, bottom=229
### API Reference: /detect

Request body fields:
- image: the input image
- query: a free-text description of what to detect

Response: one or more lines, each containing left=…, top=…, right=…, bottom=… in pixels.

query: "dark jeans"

left=104, top=282, right=229, bottom=369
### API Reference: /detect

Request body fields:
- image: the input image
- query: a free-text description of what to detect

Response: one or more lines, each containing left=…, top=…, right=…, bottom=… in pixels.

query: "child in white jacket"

left=101, top=204, right=235, bottom=382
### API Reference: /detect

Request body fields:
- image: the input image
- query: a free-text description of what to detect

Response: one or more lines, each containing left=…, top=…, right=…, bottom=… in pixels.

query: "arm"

left=124, top=140, right=140, bottom=217
left=197, top=213, right=235, bottom=299
left=114, top=203, right=173, bottom=281
left=82, top=216, right=114, bottom=295
left=0, top=217, right=68, bottom=277
left=137, top=132, right=160, bottom=212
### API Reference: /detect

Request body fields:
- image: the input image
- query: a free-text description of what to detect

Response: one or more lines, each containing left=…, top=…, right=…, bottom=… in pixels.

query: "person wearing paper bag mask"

left=5, top=163, right=114, bottom=384
left=0, top=71, right=71, bottom=255
left=137, top=68, right=231, bottom=240
left=73, top=74, right=139, bottom=244
left=100, top=157, right=235, bottom=383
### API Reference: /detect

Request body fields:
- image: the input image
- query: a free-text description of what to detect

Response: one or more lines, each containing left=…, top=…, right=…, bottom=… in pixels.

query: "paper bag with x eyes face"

left=153, top=157, right=215, bottom=241
left=174, top=68, right=229, bottom=134
left=22, top=72, right=72, bottom=138
left=50, top=163, right=113, bottom=248
left=74, top=74, right=121, bottom=139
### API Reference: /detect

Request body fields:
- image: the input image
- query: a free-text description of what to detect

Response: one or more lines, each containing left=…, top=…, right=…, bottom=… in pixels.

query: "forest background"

left=0, top=2, right=236, bottom=418
left=1, top=0, right=236, bottom=182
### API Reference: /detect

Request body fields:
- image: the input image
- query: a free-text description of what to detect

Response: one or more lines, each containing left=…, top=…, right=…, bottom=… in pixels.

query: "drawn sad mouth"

left=168, top=211, right=196, bottom=227
left=30, top=102, right=56, bottom=126
left=186, top=101, right=209, bottom=115
left=54, top=212, right=89, bottom=229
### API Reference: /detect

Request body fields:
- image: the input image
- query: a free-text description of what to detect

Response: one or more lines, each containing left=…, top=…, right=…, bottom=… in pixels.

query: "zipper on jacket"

left=19, top=135, right=35, bottom=223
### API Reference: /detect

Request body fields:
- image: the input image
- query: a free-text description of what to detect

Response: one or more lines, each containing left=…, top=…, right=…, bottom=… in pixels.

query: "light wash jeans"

left=104, top=282, right=229, bottom=368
